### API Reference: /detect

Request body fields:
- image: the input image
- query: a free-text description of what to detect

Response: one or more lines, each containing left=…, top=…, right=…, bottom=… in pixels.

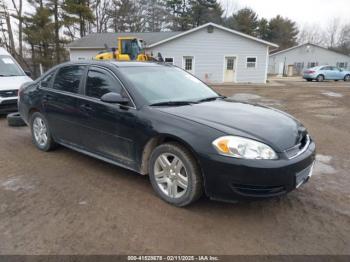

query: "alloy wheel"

left=154, top=153, right=188, bottom=199
left=33, top=117, right=48, bottom=147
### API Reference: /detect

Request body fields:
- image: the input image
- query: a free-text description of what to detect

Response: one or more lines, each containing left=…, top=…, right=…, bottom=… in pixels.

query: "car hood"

left=0, top=76, right=32, bottom=91
left=153, top=100, right=306, bottom=152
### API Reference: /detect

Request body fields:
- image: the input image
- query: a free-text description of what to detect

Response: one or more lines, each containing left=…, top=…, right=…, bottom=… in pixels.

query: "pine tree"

left=267, top=15, right=299, bottom=50
left=62, top=0, right=95, bottom=38
left=190, top=0, right=223, bottom=27
left=225, top=8, right=259, bottom=36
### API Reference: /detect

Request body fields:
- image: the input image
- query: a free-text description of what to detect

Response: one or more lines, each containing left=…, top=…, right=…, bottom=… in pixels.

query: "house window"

left=227, top=58, right=234, bottom=70
left=183, top=56, right=194, bottom=72
left=164, top=58, right=174, bottom=65
left=308, top=62, right=318, bottom=68
left=246, top=57, right=257, bottom=68
left=337, top=62, right=348, bottom=69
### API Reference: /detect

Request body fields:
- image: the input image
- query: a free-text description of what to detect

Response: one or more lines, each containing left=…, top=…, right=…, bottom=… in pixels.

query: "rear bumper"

left=199, top=141, right=316, bottom=202
left=0, top=96, right=18, bottom=114
left=303, top=74, right=317, bottom=79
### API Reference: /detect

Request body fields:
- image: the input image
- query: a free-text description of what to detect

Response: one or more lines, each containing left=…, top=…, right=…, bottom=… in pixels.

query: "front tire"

left=344, top=74, right=350, bottom=82
left=30, top=112, right=57, bottom=151
left=149, top=142, right=203, bottom=207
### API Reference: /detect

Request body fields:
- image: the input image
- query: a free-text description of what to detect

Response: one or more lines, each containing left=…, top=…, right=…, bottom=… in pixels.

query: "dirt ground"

left=0, top=78, right=349, bottom=255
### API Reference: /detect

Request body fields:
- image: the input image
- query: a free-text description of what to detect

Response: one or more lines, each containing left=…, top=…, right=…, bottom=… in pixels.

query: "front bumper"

left=0, top=96, right=18, bottom=114
left=199, top=141, right=316, bottom=202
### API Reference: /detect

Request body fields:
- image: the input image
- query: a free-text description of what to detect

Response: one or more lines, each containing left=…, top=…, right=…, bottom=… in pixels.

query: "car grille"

left=284, top=134, right=310, bottom=159
left=0, top=90, right=18, bottom=98
left=231, top=183, right=286, bottom=197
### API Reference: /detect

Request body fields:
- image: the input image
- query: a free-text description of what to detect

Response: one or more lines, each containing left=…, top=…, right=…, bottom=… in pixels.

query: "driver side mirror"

left=25, top=70, right=32, bottom=77
left=41, top=81, right=49, bottom=88
left=101, top=92, right=129, bottom=105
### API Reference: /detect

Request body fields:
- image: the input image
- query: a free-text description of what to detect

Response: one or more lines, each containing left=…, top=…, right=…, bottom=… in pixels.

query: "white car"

left=0, top=47, right=32, bottom=114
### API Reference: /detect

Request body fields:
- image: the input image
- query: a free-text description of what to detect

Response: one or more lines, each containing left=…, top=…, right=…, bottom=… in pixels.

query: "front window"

left=246, top=57, right=257, bottom=68
left=119, top=66, right=218, bottom=105
left=0, top=55, right=25, bottom=77
left=86, top=67, right=123, bottom=99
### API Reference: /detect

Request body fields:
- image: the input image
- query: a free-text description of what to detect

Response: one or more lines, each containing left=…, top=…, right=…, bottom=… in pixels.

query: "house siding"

left=148, top=27, right=269, bottom=83
left=69, top=48, right=104, bottom=61
left=269, top=45, right=350, bottom=75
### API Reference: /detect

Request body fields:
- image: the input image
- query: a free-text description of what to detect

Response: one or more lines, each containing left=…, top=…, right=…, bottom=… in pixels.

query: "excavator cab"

left=95, top=37, right=151, bottom=61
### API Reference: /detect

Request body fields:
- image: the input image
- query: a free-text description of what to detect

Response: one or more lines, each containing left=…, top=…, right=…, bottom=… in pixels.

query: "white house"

left=269, top=43, right=350, bottom=76
left=67, top=23, right=278, bottom=84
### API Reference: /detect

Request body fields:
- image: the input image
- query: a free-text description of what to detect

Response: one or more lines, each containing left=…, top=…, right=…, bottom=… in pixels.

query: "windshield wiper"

left=0, top=74, right=20, bottom=77
left=197, top=96, right=226, bottom=103
left=149, top=101, right=197, bottom=106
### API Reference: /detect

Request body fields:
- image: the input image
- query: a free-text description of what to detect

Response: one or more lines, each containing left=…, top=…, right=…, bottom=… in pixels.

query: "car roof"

left=58, top=60, right=166, bottom=68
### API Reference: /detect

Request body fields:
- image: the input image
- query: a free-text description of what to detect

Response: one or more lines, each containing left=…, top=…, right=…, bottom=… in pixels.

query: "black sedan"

left=18, top=61, right=316, bottom=206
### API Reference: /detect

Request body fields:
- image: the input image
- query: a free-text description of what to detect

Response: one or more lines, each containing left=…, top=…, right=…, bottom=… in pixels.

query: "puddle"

left=313, top=154, right=337, bottom=175
left=1, top=177, right=35, bottom=192
left=228, top=93, right=283, bottom=108
left=79, top=201, right=88, bottom=205
left=322, top=92, right=343, bottom=98
left=230, top=93, right=261, bottom=101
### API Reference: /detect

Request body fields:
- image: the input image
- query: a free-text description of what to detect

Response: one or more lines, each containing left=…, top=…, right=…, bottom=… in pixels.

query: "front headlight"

left=212, top=136, right=278, bottom=160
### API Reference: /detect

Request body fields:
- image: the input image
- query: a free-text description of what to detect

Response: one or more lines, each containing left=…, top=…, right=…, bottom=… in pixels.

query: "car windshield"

left=118, top=66, right=219, bottom=105
left=0, top=55, right=25, bottom=77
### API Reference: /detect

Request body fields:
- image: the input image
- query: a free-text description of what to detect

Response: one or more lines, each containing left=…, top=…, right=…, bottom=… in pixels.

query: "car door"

left=333, top=67, right=344, bottom=80
left=320, top=66, right=332, bottom=80
left=77, top=66, right=138, bottom=168
left=42, top=65, right=86, bottom=147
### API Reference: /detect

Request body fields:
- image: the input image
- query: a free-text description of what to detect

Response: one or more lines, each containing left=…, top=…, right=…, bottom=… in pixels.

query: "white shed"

left=68, top=23, right=278, bottom=84
left=269, top=43, right=350, bottom=76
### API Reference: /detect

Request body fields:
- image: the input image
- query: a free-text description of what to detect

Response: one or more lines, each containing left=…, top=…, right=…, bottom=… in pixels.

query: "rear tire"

left=316, top=75, right=324, bottom=82
left=344, top=74, right=350, bottom=82
left=30, top=112, right=57, bottom=151
left=7, top=112, right=26, bottom=127
left=306, top=79, right=312, bottom=82
left=149, top=142, right=203, bottom=207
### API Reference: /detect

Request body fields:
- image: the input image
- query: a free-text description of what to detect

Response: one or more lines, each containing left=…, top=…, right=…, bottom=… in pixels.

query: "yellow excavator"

left=95, top=36, right=160, bottom=62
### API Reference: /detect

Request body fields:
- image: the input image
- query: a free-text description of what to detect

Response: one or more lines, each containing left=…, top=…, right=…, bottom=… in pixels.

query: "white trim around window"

left=246, top=56, right=257, bottom=69
left=164, top=57, right=174, bottom=65
left=182, top=56, right=195, bottom=74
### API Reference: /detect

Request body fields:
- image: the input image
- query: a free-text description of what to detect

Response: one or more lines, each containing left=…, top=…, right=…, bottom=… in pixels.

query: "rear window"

left=53, top=65, right=85, bottom=94
left=0, top=55, right=25, bottom=76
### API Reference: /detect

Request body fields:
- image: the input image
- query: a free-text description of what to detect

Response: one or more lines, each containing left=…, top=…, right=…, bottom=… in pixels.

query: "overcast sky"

left=219, top=0, right=350, bottom=27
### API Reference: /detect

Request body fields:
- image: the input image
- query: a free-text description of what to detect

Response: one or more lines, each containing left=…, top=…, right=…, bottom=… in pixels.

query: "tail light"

left=305, top=70, right=315, bottom=74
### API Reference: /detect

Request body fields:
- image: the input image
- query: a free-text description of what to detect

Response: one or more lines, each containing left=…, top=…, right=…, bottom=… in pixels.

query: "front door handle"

left=80, top=104, right=94, bottom=112
left=42, top=94, right=53, bottom=103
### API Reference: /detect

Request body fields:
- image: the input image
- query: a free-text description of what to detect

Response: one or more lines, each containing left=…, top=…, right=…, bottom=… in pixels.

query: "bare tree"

left=0, top=0, right=16, bottom=55
left=298, top=23, right=327, bottom=46
left=10, top=0, right=23, bottom=58
left=94, top=0, right=111, bottom=33
left=326, top=18, right=341, bottom=48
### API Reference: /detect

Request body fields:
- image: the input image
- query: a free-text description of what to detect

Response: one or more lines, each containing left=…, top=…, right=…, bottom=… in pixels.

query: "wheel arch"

left=139, top=134, right=203, bottom=177
left=316, top=74, right=325, bottom=81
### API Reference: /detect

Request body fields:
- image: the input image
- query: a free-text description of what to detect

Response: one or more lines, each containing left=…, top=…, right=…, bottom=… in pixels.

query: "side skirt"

left=58, top=141, right=141, bottom=175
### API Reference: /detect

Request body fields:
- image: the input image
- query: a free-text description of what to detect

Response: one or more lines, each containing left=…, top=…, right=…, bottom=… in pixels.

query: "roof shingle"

left=67, top=31, right=182, bottom=48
